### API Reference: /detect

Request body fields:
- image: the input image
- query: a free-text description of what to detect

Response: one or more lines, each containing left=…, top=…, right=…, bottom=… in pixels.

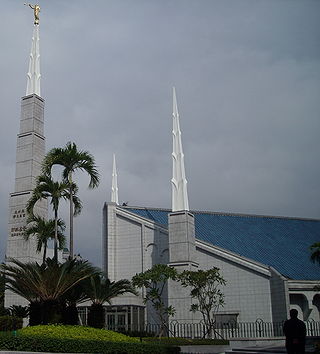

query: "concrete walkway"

left=180, top=344, right=231, bottom=353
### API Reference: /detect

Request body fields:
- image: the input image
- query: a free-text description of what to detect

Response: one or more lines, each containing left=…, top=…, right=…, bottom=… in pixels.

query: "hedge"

left=0, top=333, right=180, bottom=354
left=19, top=324, right=139, bottom=343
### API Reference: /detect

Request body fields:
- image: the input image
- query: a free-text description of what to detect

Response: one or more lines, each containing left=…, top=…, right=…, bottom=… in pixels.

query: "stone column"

left=168, top=211, right=199, bottom=323
left=103, top=202, right=118, bottom=281
left=5, top=94, right=47, bottom=307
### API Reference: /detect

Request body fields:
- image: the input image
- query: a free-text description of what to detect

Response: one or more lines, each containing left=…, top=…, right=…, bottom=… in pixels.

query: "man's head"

left=290, top=309, right=298, bottom=319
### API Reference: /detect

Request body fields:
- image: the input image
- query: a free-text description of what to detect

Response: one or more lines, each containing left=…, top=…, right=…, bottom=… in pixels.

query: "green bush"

left=120, top=329, right=156, bottom=338
left=0, top=316, right=23, bottom=331
left=0, top=332, right=180, bottom=354
left=19, top=324, right=139, bottom=343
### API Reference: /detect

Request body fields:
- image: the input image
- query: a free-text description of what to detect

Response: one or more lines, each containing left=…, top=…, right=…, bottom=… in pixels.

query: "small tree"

left=178, top=268, right=226, bottom=338
left=132, top=264, right=178, bottom=337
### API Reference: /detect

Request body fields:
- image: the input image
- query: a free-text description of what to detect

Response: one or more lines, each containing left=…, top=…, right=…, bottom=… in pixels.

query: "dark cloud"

left=1, top=0, right=319, bottom=267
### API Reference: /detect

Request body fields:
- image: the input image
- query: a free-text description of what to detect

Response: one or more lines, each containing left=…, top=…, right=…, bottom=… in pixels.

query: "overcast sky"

left=0, top=0, right=319, bottom=267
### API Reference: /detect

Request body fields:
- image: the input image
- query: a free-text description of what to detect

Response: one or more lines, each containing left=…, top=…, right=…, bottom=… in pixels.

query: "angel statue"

left=24, top=3, right=40, bottom=25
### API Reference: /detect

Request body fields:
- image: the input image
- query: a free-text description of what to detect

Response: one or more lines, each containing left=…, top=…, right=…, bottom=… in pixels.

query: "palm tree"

left=62, top=278, right=91, bottom=325
left=42, top=142, right=99, bottom=258
left=27, top=174, right=82, bottom=261
left=0, top=258, right=99, bottom=325
left=9, top=305, right=29, bottom=318
left=84, top=274, right=137, bottom=328
left=0, top=273, right=5, bottom=315
left=24, top=216, right=66, bottom=264
left=310, top=242, right=320, bottom=265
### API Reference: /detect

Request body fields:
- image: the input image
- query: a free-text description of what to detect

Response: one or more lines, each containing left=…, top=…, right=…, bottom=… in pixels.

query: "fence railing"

left=105, top=319, right=320, bottom=339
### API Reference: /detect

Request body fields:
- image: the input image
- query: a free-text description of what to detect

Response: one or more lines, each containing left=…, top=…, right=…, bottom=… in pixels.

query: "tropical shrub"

left=85, top=274, right=137, bottom=328
left=0, top=316, right=23, bottom=331
left=9, top=305, right=29, bottom=318
left=0, top=258, right=99, bottom=325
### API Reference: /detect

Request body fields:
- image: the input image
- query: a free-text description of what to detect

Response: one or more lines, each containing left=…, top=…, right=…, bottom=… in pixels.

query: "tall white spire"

left=171, top=87, right=189, bottom=212
left=111, top=154, right=119, bottom=204
left=26, top=25, right=41, bottom=96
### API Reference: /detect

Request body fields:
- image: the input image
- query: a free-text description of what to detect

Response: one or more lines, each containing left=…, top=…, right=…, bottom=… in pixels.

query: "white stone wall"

left=104, top=205, right=169, bottom=314
left=103, top=207, right=284, bottom=324
left=196, top=246, right=273, bottom=322
left=269, top=267, right=289, bottom=322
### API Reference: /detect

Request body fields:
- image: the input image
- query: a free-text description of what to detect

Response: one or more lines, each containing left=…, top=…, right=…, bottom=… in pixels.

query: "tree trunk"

left=63, top=303, right=79, bottom=325
left=42, top=299, right=64, bottom=324
left=43, top=240, right=47, bottom=264
left=54, top=209, right=58, bottom=261
left=29, top=301, right=42, bottom=326
left=88, top=303, right=105, bottom=328
left=69, top=172, right=74, bottom=259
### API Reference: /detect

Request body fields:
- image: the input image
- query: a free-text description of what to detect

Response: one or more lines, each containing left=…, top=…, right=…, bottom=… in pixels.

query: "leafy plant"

left=132, top=264, right=178, bottom=338
left=178, top=268, right=226, bottom=338
left=0, top=258, right=99, bottom=325
left=24, top=216, right=66, bottom=264
left=9, top=305, right=29, bottom=318
left=85, top=274, right=137, bottom=328
left=27, top=174, right=81, bottom=260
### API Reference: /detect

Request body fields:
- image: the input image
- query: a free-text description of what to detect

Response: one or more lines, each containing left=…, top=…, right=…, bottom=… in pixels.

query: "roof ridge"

left=121, top=205, right=320, bottom=222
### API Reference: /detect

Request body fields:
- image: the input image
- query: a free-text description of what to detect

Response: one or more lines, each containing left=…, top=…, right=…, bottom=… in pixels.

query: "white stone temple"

left=4, top=7, right=319, bottom=331
left=101, top=88, right=320, bottom=331
left=5, top=20, right=47, bottom=307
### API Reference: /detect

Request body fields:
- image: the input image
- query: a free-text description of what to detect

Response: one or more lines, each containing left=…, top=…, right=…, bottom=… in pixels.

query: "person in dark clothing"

left=283, top=309, right=306, bottom=354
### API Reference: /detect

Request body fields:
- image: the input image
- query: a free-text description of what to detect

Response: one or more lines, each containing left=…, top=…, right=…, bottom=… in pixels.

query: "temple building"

left=5, top=6, right=319, bottom=329
left=102, top=89, right=320, bottom=330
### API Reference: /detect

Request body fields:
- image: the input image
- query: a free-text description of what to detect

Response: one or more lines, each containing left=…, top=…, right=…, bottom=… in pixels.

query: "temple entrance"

left=78, top=305, right=145, bottom=331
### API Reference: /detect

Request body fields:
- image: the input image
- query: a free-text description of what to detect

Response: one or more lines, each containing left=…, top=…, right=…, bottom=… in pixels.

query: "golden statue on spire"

left=24, top=3, right=40, bottom=25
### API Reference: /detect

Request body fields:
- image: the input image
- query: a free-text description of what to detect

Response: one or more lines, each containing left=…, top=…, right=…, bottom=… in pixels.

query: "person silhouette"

left=283, top=309, right=306, bottom=354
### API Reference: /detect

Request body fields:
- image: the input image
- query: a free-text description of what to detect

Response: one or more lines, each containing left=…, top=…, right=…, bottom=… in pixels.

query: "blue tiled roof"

left=125, top=207, right=320, bottom=280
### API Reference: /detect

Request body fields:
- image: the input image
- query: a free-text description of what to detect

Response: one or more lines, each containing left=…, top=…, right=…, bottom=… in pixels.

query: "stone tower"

left=5, top=22, right=47, bottom=307
left=168, top=88, right=198, bottom=322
